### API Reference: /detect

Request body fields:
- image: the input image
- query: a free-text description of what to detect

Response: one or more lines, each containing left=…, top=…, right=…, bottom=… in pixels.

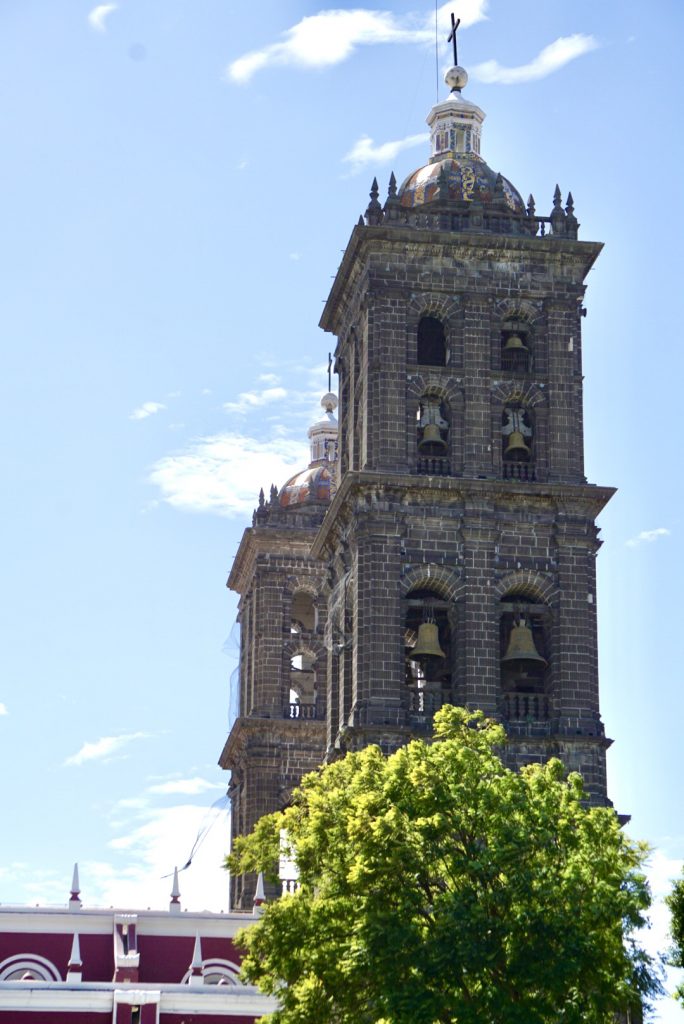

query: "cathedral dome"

left=279, top=465, right=333, bottom=508
left=278, top=393, right=338, bottom=509
left=398, top=154, right=525, bottom=213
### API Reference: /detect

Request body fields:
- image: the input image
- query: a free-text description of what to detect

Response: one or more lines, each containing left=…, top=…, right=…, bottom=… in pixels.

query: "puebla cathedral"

left=219, top=46, right=613, bottom=910
left=0, top=36, right=616, bottom=1022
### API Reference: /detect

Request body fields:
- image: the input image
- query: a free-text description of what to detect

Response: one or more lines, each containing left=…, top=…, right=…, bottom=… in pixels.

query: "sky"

left=1, top=0, right=683, bottom=1014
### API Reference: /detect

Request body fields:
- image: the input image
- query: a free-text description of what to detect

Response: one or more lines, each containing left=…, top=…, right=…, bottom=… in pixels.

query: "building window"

left=501, top=327, right=530, bottom=373
left=405, top=589, right=451, bottom=720
left=417, top=316, right=446, bottom=366
left=499, top=596, right=549, bottom=723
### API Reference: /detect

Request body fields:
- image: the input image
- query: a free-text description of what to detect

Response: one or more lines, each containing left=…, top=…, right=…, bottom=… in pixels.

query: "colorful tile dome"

left=279, top=465, right=333, bottom=508
left=398, top=155, right=525, bottom=213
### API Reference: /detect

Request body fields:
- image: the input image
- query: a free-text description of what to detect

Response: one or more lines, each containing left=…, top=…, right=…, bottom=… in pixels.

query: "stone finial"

left=66, top=932, right=82, bottom=982
left=493, top=173, right=506, bottom=205
left=69, top=863, right=81, bottom=909
left=269, top=484, right=278, bottom=505
left=188, top=933, right=204, bottom=986
left=365, top=177, right=383, bottom=226
left=383, top=171, right=400, bottom=221
left=169, top=866, right=181, bottom=914
left=565, top=191, right=578, bottom=239
left=527, top=194, right=536, bottom=217
left=258, top=488, right=265, bottom=508
left=253, top=871, right=266, bottom=915
left=437, top=164, right=450, bottom=202
left=550, top=184, right=566, bottom=235
left=357, top=214, right=364, bottom=227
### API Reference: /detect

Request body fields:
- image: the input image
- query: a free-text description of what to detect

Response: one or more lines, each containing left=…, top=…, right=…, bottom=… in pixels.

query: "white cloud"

left=223, top=386, right=287, bottom=414
left=65, top=732, right=151, bottom=767
left=129, top=401, right=166, bottom=421
left=289, top=252, right=301, bottom=261
left=0, top=703, right=7, bottom=716
left=472, top=34, right=598, bottom=85
left=343, top=131, right=428, bottom=174
left=147, top=777, right=224, bottom=796
left=626, top=527, right=670, bottom=549
left=227, top=1, right=488, bottom=83
left=87, top=3, right=118, bottom=33
left=149, top=432, right=309, bottom=517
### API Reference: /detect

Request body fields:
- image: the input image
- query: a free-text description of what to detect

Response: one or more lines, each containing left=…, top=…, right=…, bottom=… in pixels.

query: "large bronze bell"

left=502, top=620, right=547, bottom=668
left=418, top=423, right=447, bottom=453
left=410, top=621, right=446, bottom=664
left=504, top=430, right=530, bottom=459
left=503, top=332, right=528, bottom=352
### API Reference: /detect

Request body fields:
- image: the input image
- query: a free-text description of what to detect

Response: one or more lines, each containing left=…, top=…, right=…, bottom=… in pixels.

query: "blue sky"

left=1, top=0, right=683, bottom=1013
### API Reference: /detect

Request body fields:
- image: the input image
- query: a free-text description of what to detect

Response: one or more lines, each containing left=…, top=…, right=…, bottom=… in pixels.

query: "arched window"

left=501, top=324, right=531, bottom=374
left=404, top=588, right=452, bottom=720
left=499, top=595, right=549, bottom=723
left=502, top=404, right=535, bottom=481
left=416, top=395, right=450, bottom=475
left=417, top=316, right=446, bottom=366
left=0, top=955, right=61, bottom=982
left=291, top=590, right=316, bottom=633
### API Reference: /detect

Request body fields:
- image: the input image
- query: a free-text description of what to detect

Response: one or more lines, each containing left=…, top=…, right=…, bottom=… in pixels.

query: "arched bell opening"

left=501, top=323, right=531, bottom=374
left=288, top=650, right=319, bottom=719
left=290, top=590, right=317, bottom=634
left=404, top=589, right=452, bottom=720
left=417, top=395, right=448, bottom=460
left=417, top=316, right=447, bottom=367
left=501, top=403, right=536, bottom=481
left=499, top=596, right=550, bottom=724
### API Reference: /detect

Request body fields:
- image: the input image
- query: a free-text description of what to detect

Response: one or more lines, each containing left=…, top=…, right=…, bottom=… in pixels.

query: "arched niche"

left=417, top=316, right=447, bottom=367
left=499, top=593, right=550, bottom=724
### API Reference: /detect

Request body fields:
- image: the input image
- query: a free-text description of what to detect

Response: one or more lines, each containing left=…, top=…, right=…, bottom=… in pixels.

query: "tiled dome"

left=398, top=155, right=525, bottom=213
left=279, top=466, right=333, bottom=508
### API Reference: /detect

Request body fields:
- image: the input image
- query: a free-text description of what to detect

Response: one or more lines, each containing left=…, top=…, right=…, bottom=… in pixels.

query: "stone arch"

left=492, top=569, right=558, bottom=605
left=408, top=292, right=461, bottom=323
left=400, top=564, right=463, bottom=601
left=407, top=294, right=462, bottom=368
left=494, top=298, right=544, bottom=327
left=407, top=374, right=463, bottom=405
left=490, top=380, right=547, bottom=408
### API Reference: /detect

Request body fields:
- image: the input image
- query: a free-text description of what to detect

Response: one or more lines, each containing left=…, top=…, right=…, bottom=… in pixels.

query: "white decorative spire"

left=188, top=933, right=204, bottom=986
left=66, top=932, right=82, bottom=981
left=69, top=863, right=81, bottom=909
left=308, top=393, right=338, bottom=467
left=253, top=871, right=266, bottom=915
left=169, top=866, right=181, bottom=914
left=426, top=15, right=484, bottom=163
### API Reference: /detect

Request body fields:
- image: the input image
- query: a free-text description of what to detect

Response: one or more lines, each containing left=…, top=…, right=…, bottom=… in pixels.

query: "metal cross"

left=447, top=13, right=460, bottom=66
left=327, top=352, right=332, bottom=393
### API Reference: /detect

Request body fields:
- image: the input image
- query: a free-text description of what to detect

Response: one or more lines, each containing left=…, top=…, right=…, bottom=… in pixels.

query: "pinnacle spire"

left=66, top=932, right=82, bottom=981
left=170, top=866, right=181, bottom=914
left=69, top=863, right=81, bottom=909
left=188, top=933, right=204, bottom=985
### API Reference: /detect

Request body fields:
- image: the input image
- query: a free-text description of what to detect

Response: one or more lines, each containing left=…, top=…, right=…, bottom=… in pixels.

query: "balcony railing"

left=417, top=455, right=451, bottom=477
left=285, top=702, right=318, bottom=720
left=503, top=461, right=536, bottom=482
left=503, top=691, right=548, bottom=722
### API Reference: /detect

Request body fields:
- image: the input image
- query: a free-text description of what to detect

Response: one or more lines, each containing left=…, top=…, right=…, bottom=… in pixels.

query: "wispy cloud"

left=147, top=777, right=224, bottom=796
left=227, top=1, right=488, bottom=83
left=472, top=34, right=598, bottom=85
left=65, top=732, right=151, bottom=767
left=87, top=3, right=118, bottom=33
left=130, top=401, right=166, bottom=421
left=149, top=432, right=309, bottom=517
left=223, top=386, right=287, bottom=414
left=626, top=527, right=670, bottom=549
left=0, top=703, right=7, bottom=716
left=343, top=131, right=428, bottom=174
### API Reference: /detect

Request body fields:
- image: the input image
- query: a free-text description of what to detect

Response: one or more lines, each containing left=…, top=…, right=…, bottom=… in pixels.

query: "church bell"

left=418, top=423, right=447, bottom=453
left=409, top=620, right=446, bottom=665
left=503, top=332, right=528, bottom=352
left=501, top=619, right=547, bottom=668
left=504, top=430, right=530, bottom=459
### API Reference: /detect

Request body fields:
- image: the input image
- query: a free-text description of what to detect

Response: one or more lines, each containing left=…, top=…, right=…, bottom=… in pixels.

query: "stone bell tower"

left=311, top=58, right=614, bottom=802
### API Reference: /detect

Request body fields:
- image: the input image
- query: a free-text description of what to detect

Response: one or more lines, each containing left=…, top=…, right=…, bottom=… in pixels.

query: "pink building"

left=0, top=866, right=274, bottom=1023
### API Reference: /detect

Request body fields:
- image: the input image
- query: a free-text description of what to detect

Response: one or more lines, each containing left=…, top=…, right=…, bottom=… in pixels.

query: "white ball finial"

left=321, top=393, right=338, bottom=414
left=445, top=66, right=468, bottom=92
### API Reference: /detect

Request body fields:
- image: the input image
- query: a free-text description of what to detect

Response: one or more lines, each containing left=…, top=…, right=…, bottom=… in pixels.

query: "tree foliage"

left=228, top=707, right=659, bottom=1024
left=666, top=869, right=684, bottom=1004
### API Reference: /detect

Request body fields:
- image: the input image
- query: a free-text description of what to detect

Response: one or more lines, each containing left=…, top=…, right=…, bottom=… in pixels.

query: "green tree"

left=228, top=707, right=660, bottom=1024
left=666, top=870, right=684, bottom=1004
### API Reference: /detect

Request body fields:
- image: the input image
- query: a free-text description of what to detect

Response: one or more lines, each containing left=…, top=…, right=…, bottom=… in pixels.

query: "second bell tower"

left=312, top=58, right=613, bottom=802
